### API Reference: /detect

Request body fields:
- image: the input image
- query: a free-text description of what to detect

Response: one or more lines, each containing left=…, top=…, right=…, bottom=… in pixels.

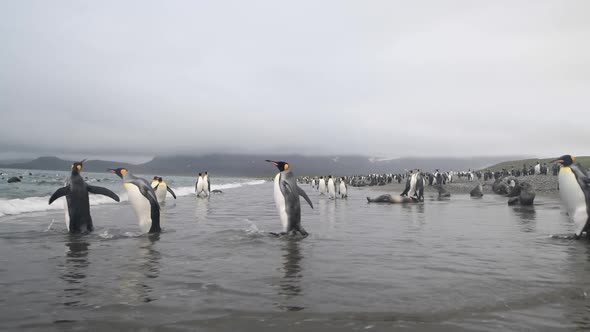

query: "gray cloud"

left=1, top=0, right=589, bottom=161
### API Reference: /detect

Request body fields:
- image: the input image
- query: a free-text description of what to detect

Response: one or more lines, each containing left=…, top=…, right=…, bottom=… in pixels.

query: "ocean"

left=0, top=168, right=589, bottom=331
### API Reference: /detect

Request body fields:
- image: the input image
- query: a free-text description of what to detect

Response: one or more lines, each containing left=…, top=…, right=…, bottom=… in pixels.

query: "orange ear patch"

left=572, top=156, right=576, bottom=161
left=284, top=163, right=289, bottom=170
left=76, top=165, right=82, bottom=171
left=121, top=169, right=127, bottom=175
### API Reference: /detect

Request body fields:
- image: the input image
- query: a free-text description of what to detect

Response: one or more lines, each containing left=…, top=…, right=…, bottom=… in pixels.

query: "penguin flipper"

left=87, top=185, right=120, bottom=202
left=49, top=186, right=70, bottom=204
left=297, top=186, right=314, bottom=209
left=153, top=183, right=160, bottom=191
left=129, top=180, right=160, bottom=211
left=167, top=186, right=177, bottom=199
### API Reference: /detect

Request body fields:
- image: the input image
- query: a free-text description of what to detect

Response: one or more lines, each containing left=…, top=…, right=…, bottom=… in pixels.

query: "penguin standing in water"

left=266, top=160, right=314, bottom=236
left=152, top=177, right=177, bottom=204
left=109, top=168, right=161, bottom=233
left=552, top=155, right=590, bottom=238
left=195, top=173, right=203, bottom=196
left=339, top=177, right=348, bottom=198
left=327, top=175, right=336, bottom=199
left=49, top=160, right=120, bottom=233
left=318, top=176, right=327, bottom=195
left=195, top=172, right=210, bottom=197
left=203, top=171, right=211, bottom=196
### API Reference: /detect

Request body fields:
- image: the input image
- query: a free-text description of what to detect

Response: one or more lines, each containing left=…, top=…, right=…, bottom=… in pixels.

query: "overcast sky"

left=1, top=1, right=589, bottom=163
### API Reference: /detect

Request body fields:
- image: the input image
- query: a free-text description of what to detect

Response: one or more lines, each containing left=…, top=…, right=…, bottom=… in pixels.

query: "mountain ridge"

left=0, top=154, right=524, bottom=177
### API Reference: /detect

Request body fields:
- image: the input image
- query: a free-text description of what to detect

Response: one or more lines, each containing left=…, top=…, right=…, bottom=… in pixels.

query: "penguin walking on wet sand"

left=318, top=176, right=327, bottom=195
left=327, top=175, right=336, bottom=199
left=339, top=177, right=348, bottom=199
left=552, top=155, right=590, bottom=238
left=152, top=177, right=177, bottom=204
left=49, top=160, right=120, bottom=233
left=266, top=160, right=314, bottom=236
left=109, top=168, right=161, bottom=233
left=195, top=173, right=203, bottom=196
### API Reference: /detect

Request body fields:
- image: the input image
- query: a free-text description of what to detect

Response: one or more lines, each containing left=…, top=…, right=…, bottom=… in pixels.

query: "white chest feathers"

left=124, top=183, right=153, bottom=233
left=273, top=173, right=289, bottom=232
left=558, top=167, right=589, bottom=235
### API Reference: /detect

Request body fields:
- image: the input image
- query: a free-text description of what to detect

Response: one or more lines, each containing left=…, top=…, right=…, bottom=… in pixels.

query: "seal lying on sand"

left=367, top=194, right=419, bottom=203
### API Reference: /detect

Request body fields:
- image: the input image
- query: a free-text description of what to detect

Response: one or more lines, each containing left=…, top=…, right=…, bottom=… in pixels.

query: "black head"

left=265, top=160, right=289, bottom=172
left=153, top=176, right=159, bottom=180
left=158, top=177, right=163, bottom=182
left=71, top=159, right=86, bottom=174
left=551, top=155, right=575, bottom=167
left=108, top=168, right=128, bottom=179
left=198, top=172, right=202, bottom=176
left=204, top=171, right=208, bottom=175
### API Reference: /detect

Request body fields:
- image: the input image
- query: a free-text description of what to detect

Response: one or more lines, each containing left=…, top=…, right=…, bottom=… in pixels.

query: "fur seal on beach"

left=552, top=155, right=590, bottom=238
left=367, top=194, right=419, bottom=203
left=470, top=183, right=484, bottom=197
left=7, top=176, right=20, bottom=183
left=266, top=160, right=313, bottom=236
left=436, top=184, right=451, bottom=198
left=508, top=182, right=536, bottom=206
left=109, top=168, right=161, bottom=233
left=49, top=160, right=120, bottom=233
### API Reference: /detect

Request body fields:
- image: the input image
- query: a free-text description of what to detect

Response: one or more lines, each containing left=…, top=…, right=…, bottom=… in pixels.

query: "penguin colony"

left=47, top=155, right=589, bottom=239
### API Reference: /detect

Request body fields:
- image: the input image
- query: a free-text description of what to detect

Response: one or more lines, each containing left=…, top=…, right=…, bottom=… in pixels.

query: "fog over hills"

left=0, top=155, right=523, bottom=177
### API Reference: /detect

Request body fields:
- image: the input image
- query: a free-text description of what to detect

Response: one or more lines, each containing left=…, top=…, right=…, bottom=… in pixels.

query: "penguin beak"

left=550, top=159, right=563, bottom=164
left=107, top=168, right=116, bottom=172
left=265, top=160, right=278, bottom=166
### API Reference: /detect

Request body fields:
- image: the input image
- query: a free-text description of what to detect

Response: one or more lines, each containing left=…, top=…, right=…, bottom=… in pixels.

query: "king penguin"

left=266, top=160, right=314, bottom=236
left=109, top=168, right=161, bottom=233
left=153, top=177, right=177, bottom=204
left=318, top=176, right=327, bottom=195
left=49, top=160, right=120, bottom=233
left=203, top=171, right=211, bottom=197
left=327, top=175, right=336, bottom=199
left=339, top=177, right=348, bottom=198
left=552, top=155, right=590, bottom=238
left=195, top=173, right=204, bottom=196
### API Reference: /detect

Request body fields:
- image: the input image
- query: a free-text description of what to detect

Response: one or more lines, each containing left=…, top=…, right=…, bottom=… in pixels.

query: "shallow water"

left=1, top=177, right=589, bottom=331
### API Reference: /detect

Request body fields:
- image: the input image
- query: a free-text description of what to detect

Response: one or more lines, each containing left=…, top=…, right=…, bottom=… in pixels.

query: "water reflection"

left=564, top=242, right=590, bottom=329
left=277, top=239, right=304, bottom=312
left=60, top=235, right=90, bottom=307
left=403, top=202, right=426, bottom=224
left=118, top=234, right=161, bottom=304
left=194, top=197, right=210, bottom=222
left=510, top=206, right=536, bottom=233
